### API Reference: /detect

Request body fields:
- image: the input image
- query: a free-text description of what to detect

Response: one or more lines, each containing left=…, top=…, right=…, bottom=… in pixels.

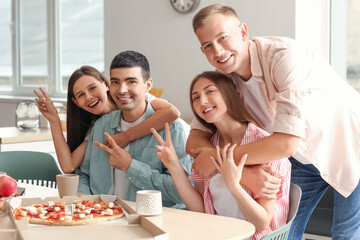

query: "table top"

left=0, top=127, right=53, bottom=144
left=12, top=183, right=255, bottom=240
left=126, top=201, right=255, bottom=240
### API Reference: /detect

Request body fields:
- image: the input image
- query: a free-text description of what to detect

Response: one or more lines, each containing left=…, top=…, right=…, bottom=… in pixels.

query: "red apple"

left=0, top=175, right=17, bottom=198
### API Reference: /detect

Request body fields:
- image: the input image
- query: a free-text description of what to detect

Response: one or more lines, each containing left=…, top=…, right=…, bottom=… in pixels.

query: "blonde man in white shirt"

left=187, top=3, right=360, bottom=240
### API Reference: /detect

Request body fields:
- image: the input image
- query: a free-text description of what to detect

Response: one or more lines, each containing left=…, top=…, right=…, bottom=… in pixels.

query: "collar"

left=109, top=101, right=156, bottom=130
left=248, top=38, right=264, bottom=78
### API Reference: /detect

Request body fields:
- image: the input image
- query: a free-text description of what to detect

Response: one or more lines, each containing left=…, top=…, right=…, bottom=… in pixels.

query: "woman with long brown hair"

left=151, top=71, right=291, bottom=239
left=34, top=65, right=180, bottom=173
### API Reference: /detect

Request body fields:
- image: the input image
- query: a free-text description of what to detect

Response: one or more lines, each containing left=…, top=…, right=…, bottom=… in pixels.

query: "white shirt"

left=209, top=173, right=246, bottom=219
left=111, top=112, right=146, bottom=199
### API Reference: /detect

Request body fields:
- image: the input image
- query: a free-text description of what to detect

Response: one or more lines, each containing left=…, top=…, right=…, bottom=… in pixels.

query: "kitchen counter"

left=0, top=127, right=53, bottom=144
left=0, top=127, right=57, bottom=160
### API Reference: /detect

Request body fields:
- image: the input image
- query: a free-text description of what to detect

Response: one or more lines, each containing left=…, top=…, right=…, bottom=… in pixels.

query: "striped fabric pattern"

left=189, top=123, right=291, bottom=240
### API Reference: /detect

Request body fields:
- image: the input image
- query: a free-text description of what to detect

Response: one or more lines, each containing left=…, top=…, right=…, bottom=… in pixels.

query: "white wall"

left=295, top=0, right=330, bottom=61
left=104, top=0, right=296, bottom=120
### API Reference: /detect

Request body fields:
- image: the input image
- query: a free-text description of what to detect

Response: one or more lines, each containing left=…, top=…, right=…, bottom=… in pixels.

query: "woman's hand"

left=104, top=132, right=131, bottom=149
left=211, top=143, right=247, bottom=192
left=33, top=87, right=59, bottom=124
left=150, top=123, right=181, bottom=171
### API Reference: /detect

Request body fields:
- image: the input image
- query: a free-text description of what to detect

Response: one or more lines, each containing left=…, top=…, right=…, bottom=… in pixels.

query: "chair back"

left=149, top=88, right=164, bottom=98
left=0, top=151, right=62, bottom=188
left=260, top=183, right=302, bottom=240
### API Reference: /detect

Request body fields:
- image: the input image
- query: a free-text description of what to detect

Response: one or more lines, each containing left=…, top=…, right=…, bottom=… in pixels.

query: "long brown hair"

left=189, top=71, right=257, bottom=132
left=66, top=65, right=114, bottom=152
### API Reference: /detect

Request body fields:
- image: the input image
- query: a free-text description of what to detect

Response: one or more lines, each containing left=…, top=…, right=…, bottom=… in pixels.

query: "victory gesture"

left=94, top=132, right=132, bottom=172
left=151, top=123, right=181, bottom=171
left=33, top=87, right=59, bottom=124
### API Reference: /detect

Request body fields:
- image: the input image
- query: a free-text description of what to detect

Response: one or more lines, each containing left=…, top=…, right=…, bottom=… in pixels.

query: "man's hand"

left=191, top=147, right=217, bottom=178
left=104, top=131, right=131, bottom=148
left=241, top=164, right=281, bottom=199
left=94, top=132, right=132, bottom=172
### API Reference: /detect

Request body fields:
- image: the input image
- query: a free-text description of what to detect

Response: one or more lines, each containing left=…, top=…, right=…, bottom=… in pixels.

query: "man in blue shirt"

left=76, top=50, right=191, bottom=207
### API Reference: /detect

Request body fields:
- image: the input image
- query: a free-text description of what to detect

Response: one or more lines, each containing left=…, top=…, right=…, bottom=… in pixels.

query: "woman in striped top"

left=151, top=71, right=291, bottom=240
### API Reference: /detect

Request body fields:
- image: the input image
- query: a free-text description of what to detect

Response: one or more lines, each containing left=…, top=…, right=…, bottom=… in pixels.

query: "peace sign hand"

left=150, top=122, right=181, bottom=171
left=94, top=132, right=132, bottom=172
left=33, top=87, right=59, bottom=123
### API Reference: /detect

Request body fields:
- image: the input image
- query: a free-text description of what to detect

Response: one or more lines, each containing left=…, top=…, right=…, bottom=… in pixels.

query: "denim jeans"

left=288, top=157, right=360, bottom=240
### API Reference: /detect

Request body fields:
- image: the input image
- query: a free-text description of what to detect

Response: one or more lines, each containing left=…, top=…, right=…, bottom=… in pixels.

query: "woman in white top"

left=151, top=71, right=291, bottom=239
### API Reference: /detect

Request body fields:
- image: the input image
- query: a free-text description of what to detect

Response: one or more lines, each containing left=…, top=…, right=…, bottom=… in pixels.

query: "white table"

left=17, top=183, right=59, bottom=198
left=13, top=183, right=255, bottom=239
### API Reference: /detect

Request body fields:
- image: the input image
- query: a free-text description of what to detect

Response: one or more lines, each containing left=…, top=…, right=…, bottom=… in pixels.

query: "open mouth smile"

left=203, top=106, right=215, bottom=114
left=88, top=100, right=99, bottom=108
left=217, top=55, right=232, bottom=64
left=117, top=96, right=132, bottom=103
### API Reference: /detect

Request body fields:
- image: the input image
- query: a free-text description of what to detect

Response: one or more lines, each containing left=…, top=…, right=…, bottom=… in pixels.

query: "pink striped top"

left=189, top=123, right=291, bottom=240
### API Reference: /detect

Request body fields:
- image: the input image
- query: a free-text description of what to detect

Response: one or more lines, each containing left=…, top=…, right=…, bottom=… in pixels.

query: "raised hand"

left=104, top=132, right=131, bottom=149
left=94, top=132, right=132, bottom=172
left=150, top=122, right=181, bottom=171
left=211, top=143, right=247, bottom=192
left=33, top=87, right=59, bottom=124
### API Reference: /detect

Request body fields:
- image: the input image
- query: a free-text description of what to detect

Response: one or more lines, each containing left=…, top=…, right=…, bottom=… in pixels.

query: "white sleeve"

left=190, top=117, right=213, bottom=133
left=145, top=92, right=158, bottom=103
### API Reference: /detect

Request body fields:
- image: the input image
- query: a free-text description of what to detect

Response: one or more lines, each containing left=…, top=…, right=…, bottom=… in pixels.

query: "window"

left=347, top=0, right=360, bottom=91
left=331, top=0, right=360, bottom=92
left=59, top=0, right=104, bottom=92
left=0, top=0, right=12, bottom=91
left=19, top=0, right=48, bottom=87
left=0, top=0, right=104, bottom=97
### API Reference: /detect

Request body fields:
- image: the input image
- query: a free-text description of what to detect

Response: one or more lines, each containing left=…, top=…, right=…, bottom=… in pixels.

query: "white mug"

left=136, top=190, right=162, bottom=216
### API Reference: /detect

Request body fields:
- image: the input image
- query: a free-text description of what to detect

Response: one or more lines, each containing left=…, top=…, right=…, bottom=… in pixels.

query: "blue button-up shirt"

left=76, top=103, right=192, bottom=207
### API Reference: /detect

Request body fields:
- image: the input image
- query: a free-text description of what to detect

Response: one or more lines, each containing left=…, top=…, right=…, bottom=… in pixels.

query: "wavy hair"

left=66, top=65, right=114, bottom=152
left=189, top=71, right=257, bottom=132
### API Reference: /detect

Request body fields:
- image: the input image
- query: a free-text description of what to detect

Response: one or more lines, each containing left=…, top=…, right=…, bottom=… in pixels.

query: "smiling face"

left=196, top=14, right=250, bottom=76
left=110, top=67, right=152, bottom=122
left=72, top=75, right=112, bottom=116
left=191, top=77, right=228, bottom=124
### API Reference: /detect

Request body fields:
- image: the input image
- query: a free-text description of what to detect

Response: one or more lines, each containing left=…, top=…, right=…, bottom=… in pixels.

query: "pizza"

left=13, top=200, right=124, bottom=226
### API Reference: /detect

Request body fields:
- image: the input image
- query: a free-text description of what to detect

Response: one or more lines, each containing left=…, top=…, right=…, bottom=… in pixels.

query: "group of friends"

left=33, top=4, right=360, bottom=240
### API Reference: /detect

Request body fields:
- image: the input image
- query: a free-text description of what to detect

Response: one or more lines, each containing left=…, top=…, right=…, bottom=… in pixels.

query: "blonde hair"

left=192, top=4, right=239, bottom=33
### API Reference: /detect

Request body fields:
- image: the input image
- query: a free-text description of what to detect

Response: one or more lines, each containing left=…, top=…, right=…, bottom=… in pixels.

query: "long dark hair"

left=189, top=71, right=257, bottom=132
left=66, top=65, right=114, bottom=152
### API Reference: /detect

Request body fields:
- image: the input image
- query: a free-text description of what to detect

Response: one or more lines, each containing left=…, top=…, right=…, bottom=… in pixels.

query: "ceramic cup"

left=56, top=174, right=79, bottom=198
left=136, top=190, right=162, bottom=216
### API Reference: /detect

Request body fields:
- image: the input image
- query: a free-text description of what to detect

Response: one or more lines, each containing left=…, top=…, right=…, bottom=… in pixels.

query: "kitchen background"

left=0, top=0, right=358, bottom=127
